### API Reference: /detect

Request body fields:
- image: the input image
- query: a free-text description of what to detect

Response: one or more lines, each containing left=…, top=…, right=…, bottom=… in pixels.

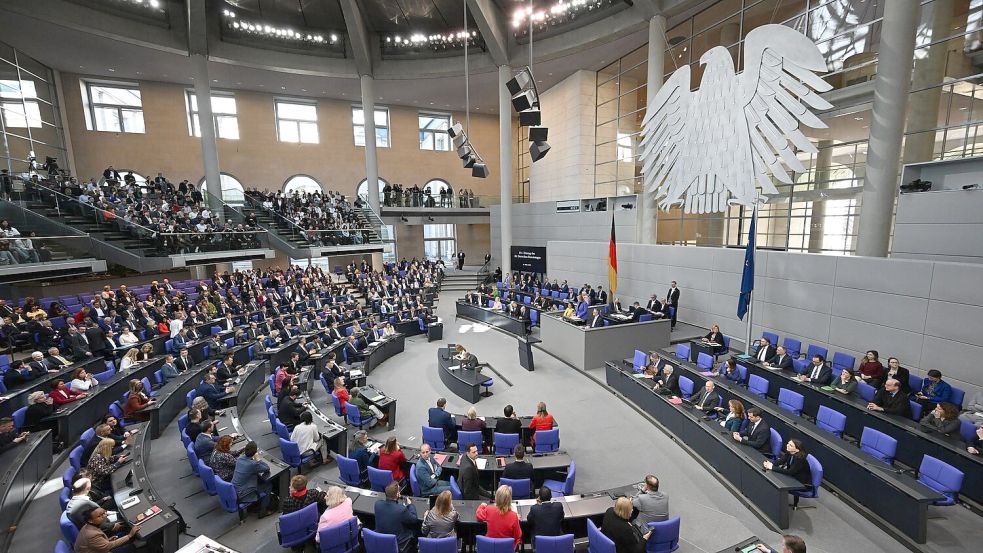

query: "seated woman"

left=857, top=350, right=885, bottom=389
left=122, top=379, right=155, bottom=422
left=86, top=437, right=125, bottom=496
left=316, top=486, right=358, bottom=544
left=829, top=368, right=858, bottom=396
left=461, top=406, right=487, bottom=432
left=210, top=435, right=241, bottom=481
left=70, top=368, right=99, bottom=392
left=719, top=399, right=745, bottom=432
left=719, top=358, right=742, bottom=384
left=117, top=328, right=140, bottom=347
left=701, top=324, right=727, bottom=355
left=763, top=438, right=812, bottom=486
left=24, top=391, right=54, bottom=429
left=476, top=485, right=522, bottom=550
left=377, top=436, right=408, bottom=483
left=599, top=496, right=648, bottom=553
left=492, top=297, right=504, bottom=311
left=920, top=402, right=961, bottom=435
left=49, top=379, right=86, bottom=405
left=119, top=348, right=140, bottom=371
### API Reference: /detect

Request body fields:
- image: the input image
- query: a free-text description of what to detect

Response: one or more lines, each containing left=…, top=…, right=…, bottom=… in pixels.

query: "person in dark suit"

left=428, top=398, right=457, bottom=444
left=654, top=365, right=680, bottom=396
left=689, top=381, right=721, bottom=415
left=84, top=324, right=112, bottom=359
left=764, top=438, right=811, bottom=485
left=867, top=378, right=912, bottom=417
left=343, top=335, right=363, bottom=363
left=458, top=443, right=491, bottom=500
left=601, top=497, right=649, bottom=553
left=755, top=534, right=807, bottom=553
left=277, top=386, right=305, bottom=429
left=175, top=349, right=194, bottom=373
left=375, top=481, right=418, bottom=553
left=64, top=325, right=92, bottom=361
left=753, top=338, right=776, bottom=364
left=797, top=355, right=832, bottom=386
left=701, top=324, right=726, bottom=354
left=665, top=281, right=680, bottom=327
left=588, top=309, right=604, bottom=328
left=526, top=487, right=564, bottom=538
left=629, top=302, right=646, bottom=322
left=764, top=346, right=793, bottom=370
left=883, top=357, right=911, bottom=394
left=496, top=405, right=522, bottom=436
left=502, top=445, right=534, bottom=481
left=197, top=373, right=231, bottom=411
left=733, top=407, right=771, bottom=454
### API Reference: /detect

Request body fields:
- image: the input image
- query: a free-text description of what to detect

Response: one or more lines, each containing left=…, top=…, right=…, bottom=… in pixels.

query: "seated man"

left=764, top=346, right=792, bottom=370
left=797, top=355, right=832, bottom=386
left=867, top=378, right=912, bottom=417
left=588, top=308, right=603, bottom=328
left=428, top=397, right=457, bottom=444
left=653, top=365, right=680, bottom=396
left=415, top=444, right=451, bottom=496
left=631, top=475, right=669, bottom=530
left=374, top=481, right=418, bottom=553
left=502, top=445, right=534, bottom=481
left=197, top=373, right=233, bottom=411
left=733, top=407, right=771, bottom=454
left=689, top=381, right=720, bottom=415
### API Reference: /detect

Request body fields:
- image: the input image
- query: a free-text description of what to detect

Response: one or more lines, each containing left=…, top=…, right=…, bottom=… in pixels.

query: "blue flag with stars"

left=737, top=206, right=757, bottom=320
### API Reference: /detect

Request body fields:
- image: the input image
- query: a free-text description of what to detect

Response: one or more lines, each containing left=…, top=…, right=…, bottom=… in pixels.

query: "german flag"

left=608, top=212, right=618, bottom=296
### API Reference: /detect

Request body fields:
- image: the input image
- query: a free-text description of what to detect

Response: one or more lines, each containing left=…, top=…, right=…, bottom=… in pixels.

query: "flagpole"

left=743, top=198, right=759, bottom=355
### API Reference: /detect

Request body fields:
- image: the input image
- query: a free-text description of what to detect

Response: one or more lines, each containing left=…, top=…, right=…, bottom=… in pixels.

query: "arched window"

left=283, top=175, right=322, bottom=196
left=356, top=178, right=387, bottom=203
left=199, top=173, right=245, bottom=205
left=423, top=179, right=450, bottom=197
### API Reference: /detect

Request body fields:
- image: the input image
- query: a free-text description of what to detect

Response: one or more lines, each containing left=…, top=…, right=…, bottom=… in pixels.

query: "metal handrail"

left=23, top=179, right=160, bottom=236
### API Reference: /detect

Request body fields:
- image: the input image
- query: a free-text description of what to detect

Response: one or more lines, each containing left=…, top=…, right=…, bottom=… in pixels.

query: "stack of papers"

left=475, top=458, right=488, bottom=470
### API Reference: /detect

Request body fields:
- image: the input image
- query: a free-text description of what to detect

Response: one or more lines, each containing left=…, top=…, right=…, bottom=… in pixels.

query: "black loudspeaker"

left=457, top=144, right=473, bottom=159
left=518, top=109, right=541, bottom=127
left=528, top=126, right=548, bottom=142
left=511, top=90, right=535, bottom=113
left=506, top=70, right=532, bottom=96
left=463, top=155, right=477, bottom=169
left=529, top=141, right=550, bottom=162
left=471, top=163, right=489, bottom=178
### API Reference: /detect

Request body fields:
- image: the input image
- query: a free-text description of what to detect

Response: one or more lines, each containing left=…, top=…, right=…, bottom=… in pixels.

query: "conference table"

left=358, top=384, right=399, bottom=431
left=449, top=413, right=554, bottom=446
left=0, top=357, right=106, bottom=417
left=362, top=333, right=406, bottom=375
left=42, top=357, right=166, bottom=445
left=110, top=422, right=180, bottom=553
left=456, top=301, right=529, bottom=336
left=437, top=347, right=487, bottom=404
left=605, top=362, right=805, bottom=530
left=733, top=355, right=983, bottom=507
left=661, top=356, right=945, bottom=544
left=0, top=430, right=52, bottom=552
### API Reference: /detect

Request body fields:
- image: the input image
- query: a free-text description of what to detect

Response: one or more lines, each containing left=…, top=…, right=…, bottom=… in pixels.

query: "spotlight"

left=529, top=140, right=551, bottom=162
left=518, top=108, right=541, bottom=127
left=529, top=127, right=548, bottom=143
left=471, top=163, right=489, bottom=178
left=457, top=144, right=473, bottom=159
left=452, top=133, right=468, bottom=149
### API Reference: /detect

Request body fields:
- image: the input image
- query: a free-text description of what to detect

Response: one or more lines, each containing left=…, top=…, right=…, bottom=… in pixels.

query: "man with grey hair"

left=28, top=351, right=57, bottom=378
left=632, top=474, right=669, bottom=530
left=351, top=430, right=376, bottom=482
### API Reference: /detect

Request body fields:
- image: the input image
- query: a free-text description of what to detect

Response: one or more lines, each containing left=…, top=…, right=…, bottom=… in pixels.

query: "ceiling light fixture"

left=511, top=1, right=617, bottom=36
left=221, top=8, right=342, bottom=48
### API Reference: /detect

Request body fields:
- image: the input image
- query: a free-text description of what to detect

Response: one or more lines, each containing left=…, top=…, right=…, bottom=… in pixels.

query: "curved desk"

left=110, top=422, right=180, bottom=553
left=144, top=359, right=214, bottom=438
left=363, top=334, right=405, bottom=375
left=0, top=357, right=105, bottom=418
left=540, top=312, right=670, bottom=371
left=437, top=348, right=486, bottom=404
left=225, top=407, right=292, bottom=499
left=0, top=430, right=52, bottom=551
left=455, top=301, right=528, bottom=337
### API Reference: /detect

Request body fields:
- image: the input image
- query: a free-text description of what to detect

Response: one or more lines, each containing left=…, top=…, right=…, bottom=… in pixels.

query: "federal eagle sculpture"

left=640, top=24, right=833, bottom=214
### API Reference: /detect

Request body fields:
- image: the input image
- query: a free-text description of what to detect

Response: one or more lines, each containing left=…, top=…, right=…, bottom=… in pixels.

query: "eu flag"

left=737, top=207, right=757, bottom=320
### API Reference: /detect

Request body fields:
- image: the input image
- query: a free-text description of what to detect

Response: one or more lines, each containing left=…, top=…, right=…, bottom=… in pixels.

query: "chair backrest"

left=918, top=455, right=965, bottom=504
left=587, top=519, right=616, bottom=553
left=457, top=430, right=483, bottom=450
left=777, top=388, right=804, bottom=416
left=493, top=432, right=520, bottom=455
left=696, top=352, right=713, bottom=370
left=857, top=381, right=876, bottom=402
left=363, top=529, right=399, bottom=553
left=535, top=534, right=575, bottom=553
left=330, top=391, right=344, bottom=416
left=677, top=376, right=694, bottom=399
left=831, top=352, right=855, bottom=372
left=275, top=420, right=290, bottom=440
left=422, top=426, right=446, bottom=451
left=59, top=487, right=71, bottom=511
left=80, top=427, right=96, bottom=446
left=782, top=337, right=801, bottom=358
left=180, top=429, right=191, bottom=449
left=278, top=502, right=320, bottom=548
left=214, top=476, right=240, bottom=513
left=345, top=402, right=366, bottom=426
left=815, top=406, right=846, bottom=438
left=62, top=466, right=77, bottom=489
left=449, top=475, right=462, bottom=499
left=807, top=454, right=824, bottom=491
left=633, top=350, right=647, bottom=371
left=318, top=516, right=360, bottom=553
left=909, top=401, right=923, bottom=421
left=762, top=332, right=779, bottom=348
left=140, top=377, right=154, bottom=394
left=153, top=369, right=164, bottom=385
left=908, top=374, right=924, bottom=394
left=860, top=427, right=898, bottom=465
left=476, top=536, right=515, bottom=553
left=409, top=464, right=421, bottom=496
left=92, top=368, right=115, bottom=383
left=59, top=512, right=79, bottom=545
left=950, top=387, right=966, bottom=409
left=748, top=374, right=769, bottom=397
left=367, top=466, right=393, bottom=492
left=419, top=536, right=458, bottom=553
left=805, top=344, right=828, bottom=362
left=769, top=428, right=782, bottom=459
left=561, top=461, right=576, bottom=495
left=534, top=429, right=560, bottom=453
left=674, top=343, right=690, bottom=360
left=500, top=477, right=532, bottom=499
left=279, top=438, right=303, bottom=466
left=337, top=455, right=362, bottom=486
left=199, top=461, right=218, bottom=496
left=959, top=419, right=977, bottom=443
left=186, top=442, right=201, bottom=475
left=69, top=445, right=83, bottom=470
left=186, top=389, right=197, bottom=409
left=645, top=517, right=681, bottom=553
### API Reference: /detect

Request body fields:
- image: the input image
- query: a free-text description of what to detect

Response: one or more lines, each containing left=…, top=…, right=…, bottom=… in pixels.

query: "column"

left=360, top=75, right=381, bottom=214
left=856, top=0, right=920, bottom=257
left=191, top=54, right=224, bottom=218
left=640, top=15, right=666, bottom=245
left=499, top=65, right=513, bottom=276
left=902, top=0, right=953, bottom=164
left=807, top=140, right=833, bottom=253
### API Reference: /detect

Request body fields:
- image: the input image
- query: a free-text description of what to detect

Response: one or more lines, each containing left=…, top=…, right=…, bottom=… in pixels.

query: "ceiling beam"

left=467, top=0, right=509, bottom=67
left=185, top=0, right=208, bottom=55
left=338, top=0, right=373, bottom=76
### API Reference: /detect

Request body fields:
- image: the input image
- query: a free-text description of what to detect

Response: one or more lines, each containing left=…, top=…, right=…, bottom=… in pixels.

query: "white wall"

left=547, top=241, right=983, bottom=397
left=529, top=70, right=597, bottom=202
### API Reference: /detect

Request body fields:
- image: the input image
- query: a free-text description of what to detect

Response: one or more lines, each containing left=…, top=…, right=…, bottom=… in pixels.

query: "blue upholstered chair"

left=769, top=428, right=783, bottom=460
left=535, top=534, right=575, bottom=553
left=363, top=529, right=399, bottom=553
left=476, top=536, right=514, bottom=553
left=457, top=430, right=483, bottom=451
left=422, top=426, right=446, bottom=451
left=696, top=352, right=713, bottom=371
left=534, top=429, right=560, bottom=453
left=367, top=466, right=394, bottom=492
left=336, top=455, right=362, bottom=487
left=674, top=343, right=690, bottom=361
left=748, top=374, right=769, bottom=398
left=856, top=382, right=876, bottom=402
left=493, top=432, right=520, bottom=456
left=860, top=427, right=898, bottom=465
left=645, top=517, right=681, bottom=553
left=419, top=537, right=458, bottom=553
left=449, top=475, right=462, bottom=499
left=815, top=406, right=846, bottom=438
left=543, top=461, right=576, bottom=496
left=318, top=517, right=360, bottom=553
left=277, top=502, right=319, bottom=548
left=587, top=519, right=615, bottom=553
left=918, top=455, right=964, bottom=506
left=500, top=477, right=532, bottom=499
left=831, top=352, right=855, bottom=372
left=790, top=454, right=823, bottom=509
left=777, top=388, right=804, bottom=416
left=782, top=337, right=801, bottom=358
left=678, top=376, right=694, bottom=400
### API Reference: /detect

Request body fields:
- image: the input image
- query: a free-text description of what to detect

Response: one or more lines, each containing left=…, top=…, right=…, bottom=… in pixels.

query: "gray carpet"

left=11, top=290, right=980, bottom=553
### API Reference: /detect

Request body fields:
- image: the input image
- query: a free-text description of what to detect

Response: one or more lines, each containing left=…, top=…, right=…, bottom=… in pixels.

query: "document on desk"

left=349, top=369, right=364, bottom=378
left=448, top=364, right=462, bottom=371
left=475, top=458, right=488, bottom=470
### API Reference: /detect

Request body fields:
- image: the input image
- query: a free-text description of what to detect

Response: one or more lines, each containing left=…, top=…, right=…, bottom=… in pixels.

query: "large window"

left=352, top=106, right=390, bottom=148
left=186, top=91, right=239, bottom=139
left=200, top=173, right=245, bottom=205
left=1, top=80, right=42, bottom=129
left=284, top=175, right=322, bottom=196
left=82, top=82, right=144, bottom=133
left=418, top=113, right=451, bottom=151
left=423, top=224, right=456, bottom=262
left=275, top=100, right=319, bottom=144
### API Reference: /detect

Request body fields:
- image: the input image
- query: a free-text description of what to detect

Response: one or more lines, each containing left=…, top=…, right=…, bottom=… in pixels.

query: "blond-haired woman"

left=422, top=490, right=458, bottom=538
left=316, top=486, right=358, bottom=543
left=600, top=496, right=649, bottom=553
left=119, top=348, right=140, bottom=371
left=475, top=485, right=522, bottom=549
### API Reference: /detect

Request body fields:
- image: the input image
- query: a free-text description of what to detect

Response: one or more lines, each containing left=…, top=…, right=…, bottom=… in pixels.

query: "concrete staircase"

left=441, top=268, right=484, bottom=292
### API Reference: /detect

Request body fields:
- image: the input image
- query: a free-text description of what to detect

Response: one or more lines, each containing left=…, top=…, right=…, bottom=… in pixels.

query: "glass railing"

left=375, top=192, right=522, bottom=208
left=243, top=193, right=381, bottom=246
left=0, top=235, right=96, bottom=267
left=355, top=195, right=392, bottom=242
left=17, top=179, right=160, bottom=240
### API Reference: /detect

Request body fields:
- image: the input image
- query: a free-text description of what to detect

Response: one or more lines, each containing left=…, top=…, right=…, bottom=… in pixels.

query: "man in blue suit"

left=196, top=373, right=231, bottom=410
left=374, top=481, right=418, bottom=553
left=428, top=397, right=456, bottom=444
left=415, top=444, right=451, bottom=496
left=797, top=354, right=832, bottom=386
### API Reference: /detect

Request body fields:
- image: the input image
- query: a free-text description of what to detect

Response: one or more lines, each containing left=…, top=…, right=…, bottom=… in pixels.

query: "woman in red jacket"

left=49, top=379, right=85, bottom=405
left=529, top=401, right=555, bottom=447
left=476, top=485, right=522, bottom=549
left=333, top=376, right=350, bottom=415
left=377, top=436, right=408, bottom=482
left=123, top=378, right=155, bottom=421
